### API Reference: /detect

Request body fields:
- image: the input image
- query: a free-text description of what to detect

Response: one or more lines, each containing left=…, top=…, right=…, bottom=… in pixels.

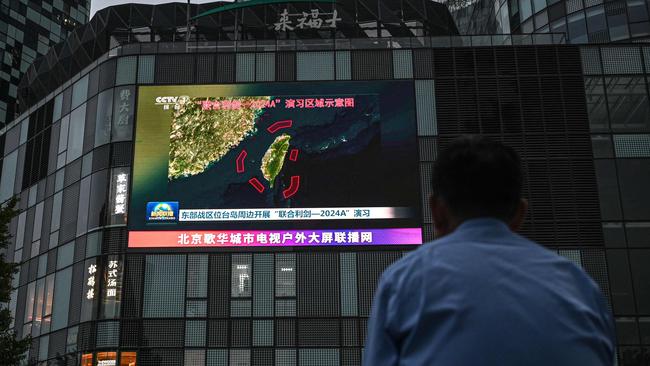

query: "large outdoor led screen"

left=128, top=81, right=422, bottom=248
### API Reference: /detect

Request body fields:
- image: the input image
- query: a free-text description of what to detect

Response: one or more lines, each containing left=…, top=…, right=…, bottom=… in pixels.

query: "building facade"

left=0, top=1, right=649, bottom=365
left=449, top=0, right=650, bottom=43
left=0, top=0, right=89, bottom=128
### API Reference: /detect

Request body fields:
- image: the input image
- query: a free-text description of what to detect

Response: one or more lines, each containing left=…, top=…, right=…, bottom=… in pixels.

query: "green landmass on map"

left=168, top=96, right=270, bottom=179
left=261, top=134, right=291, bottom=188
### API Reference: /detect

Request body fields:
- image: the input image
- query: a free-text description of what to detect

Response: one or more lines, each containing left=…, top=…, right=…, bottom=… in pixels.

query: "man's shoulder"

left=380, top=235, right=457, bottom=287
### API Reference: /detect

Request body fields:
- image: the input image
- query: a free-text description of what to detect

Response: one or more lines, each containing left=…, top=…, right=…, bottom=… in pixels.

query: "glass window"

left=53, top=93, right=63, bottom=122
left=71, top=75, right=89, bottom=110
left=533, top=0, right=546, bottom=13
left=51, top=267, right=72, bottom=331
left=37, top=254, right=47, bottom=278
left=498, top=3, right=511, bottom=33
left=50, top=191, right=62, bottom=233
left=44, top=273, right=55, bottom=316
left=550, top=18, right=567, bottom=35
left=15, top=211, right=25, bottom=250
left=628, top=0, right=649, bottom=22
left=32, top=201, right=43, bottom=242
left=33, top=278, right=45, bottom=336
left=568, top=12, right=588, bottom=43
left=606, top=77, right=650, bottom=132
left=38, top=334, right=48, bottom=361
left=95, top=89, right=113, bottom=147
left=519, top=0, right=533, bottom=21
left=58, top=115, right=69, bottom=155
left=586, top=6, right=607, bottom=34
left=19, top=118, right=28, bottom=145
left=112, top=86, right=135, bottom=142
left=24, top=281, right=36, bottom=324
left=120, top=352, right=137, bottom=366
left=608, top=9, right=630, bottom=40
left=66, top=326, right=78, bottom=353
left=0, top=149, right=18, bottom=202
left=116, top=56, right=137, bottom=85
left=534, top=10, right=549, bottom=29
left=56, top=241, right=74, bottom=269
left=630, top=21, right=650, bottom=37
left=67, top=104, right=86, bottom=163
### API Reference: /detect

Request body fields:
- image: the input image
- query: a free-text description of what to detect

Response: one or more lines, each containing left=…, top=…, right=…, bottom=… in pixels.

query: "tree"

left=0, top=198, right=30, bottom=365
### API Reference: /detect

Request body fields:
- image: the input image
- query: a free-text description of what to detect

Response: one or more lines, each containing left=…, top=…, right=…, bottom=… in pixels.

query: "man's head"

left=430, top=135, right=527, bottom=237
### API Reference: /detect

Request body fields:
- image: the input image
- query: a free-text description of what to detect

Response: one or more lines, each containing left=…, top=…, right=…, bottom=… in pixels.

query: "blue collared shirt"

left=364, top=218, right=616, bottom=366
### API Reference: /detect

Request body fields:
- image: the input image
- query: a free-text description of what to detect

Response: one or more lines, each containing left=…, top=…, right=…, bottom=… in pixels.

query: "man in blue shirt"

left=364, top=136, right=616, bottom=365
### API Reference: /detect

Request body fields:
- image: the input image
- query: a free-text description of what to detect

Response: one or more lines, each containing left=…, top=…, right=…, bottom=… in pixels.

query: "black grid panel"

left=581, top=249, right=611, bottom=302
left=196, top=54, right=215, bottom=83
left=214, top=53, right=235, bottom=83
left=120, top=319, right=141, bottom=348
left=141, top=319, right=184, bottom=347
left=27, top=256, right=38, bottom=283
left=357, top=252, right=403, bottom=317
left=77, top=321, right=96, bottom=351
left=68, top=262, right=84, bottom=325
left=209, top=254, right=230, bottom=318
left=139, top=348, right=183, bottom=366
left=123, top=255, right=144, bottom=318
left=297, top=252, right=340, bottom=318
left=92, top=144, right=111, bottom=172
left=252, top=348, right=274, bottom=366
left=297, top=319, right=340, bottom=347
left=99, top=59, right=117, bottom=92
left=230, top=319, right=251, bottom=347
left=275, top=318, right=295, bottom=347
left=435, top=45, right=603, bottom=247
left=351, top=50, right=393, bottom=80
left=83, top=97, right=98, bottom=154
left=155, top=54, right=196, bottom=84
left=22, top=126, right=51, bottom=190
left=341, top=348, right=362, bottom=366
left=59, top=182, right=80, bottom=244
left=276, top=52, right=296, bottom=82
left=63, top=159, right=82, bottom=188
left=110, top=142, right=132, bottom=167
left=413, top=49, right=434, bottom=79
left=48, top=329, right=67, bottom=358
left=102, top=227, right=128, bottom=253
left=208, top=319, right=228, bottom=348
left=341, top=318, right=360, bottom=347
left=74, top=235, right=87, bottom=263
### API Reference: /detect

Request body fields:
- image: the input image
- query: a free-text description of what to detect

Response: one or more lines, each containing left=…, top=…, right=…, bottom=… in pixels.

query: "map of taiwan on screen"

left=129, top=82, right=423, bottom=248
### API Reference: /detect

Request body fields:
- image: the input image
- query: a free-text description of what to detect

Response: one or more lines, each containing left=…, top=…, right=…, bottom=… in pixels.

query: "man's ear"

left=509, top=198, right=528, bottom=232
left=430, top=196, right=452, bottom=238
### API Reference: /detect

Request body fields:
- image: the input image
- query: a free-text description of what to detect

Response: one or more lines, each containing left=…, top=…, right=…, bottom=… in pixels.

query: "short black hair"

left=431, top=135, right=523, bottom=221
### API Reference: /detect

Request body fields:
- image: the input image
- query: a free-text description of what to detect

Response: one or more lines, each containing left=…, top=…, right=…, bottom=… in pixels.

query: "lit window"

left=120, top=351, right=137, bottom=366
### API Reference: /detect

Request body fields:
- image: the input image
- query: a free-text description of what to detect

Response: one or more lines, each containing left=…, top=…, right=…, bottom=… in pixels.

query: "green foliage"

left=168, top=96, right=270, bottom=179
left=0, top=198, right=31, bottom=365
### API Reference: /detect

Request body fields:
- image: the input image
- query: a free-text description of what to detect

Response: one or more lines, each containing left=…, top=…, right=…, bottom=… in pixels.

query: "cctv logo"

left=154, top=95, right=190, bottom=110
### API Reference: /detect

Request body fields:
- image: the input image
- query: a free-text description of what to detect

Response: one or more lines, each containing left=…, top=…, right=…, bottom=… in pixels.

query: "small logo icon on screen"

left=146, top=202, right=178, bottom=222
